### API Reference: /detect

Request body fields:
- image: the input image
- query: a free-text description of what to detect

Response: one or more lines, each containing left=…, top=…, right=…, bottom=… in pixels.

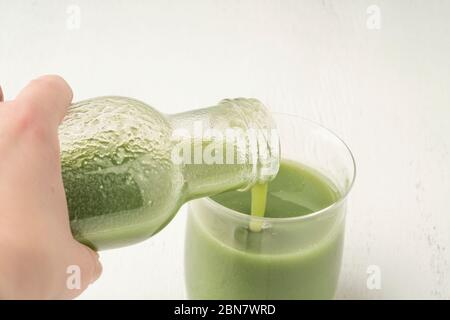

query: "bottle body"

left=59, top=97, right=279, bottom=250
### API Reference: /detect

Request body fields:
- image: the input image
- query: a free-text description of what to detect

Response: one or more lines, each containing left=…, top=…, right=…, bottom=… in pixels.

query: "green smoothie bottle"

left=59, top=97, right=279, bottom=250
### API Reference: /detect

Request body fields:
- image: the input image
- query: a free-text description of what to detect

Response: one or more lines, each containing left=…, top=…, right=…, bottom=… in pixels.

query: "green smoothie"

left=185, top=160, right=345, bottom=299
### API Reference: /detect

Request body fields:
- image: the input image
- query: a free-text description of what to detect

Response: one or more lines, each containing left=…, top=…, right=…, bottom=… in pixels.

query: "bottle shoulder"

left=60, top=96, right=172, bottom=150
left=59, top=95, right=180, bottom=190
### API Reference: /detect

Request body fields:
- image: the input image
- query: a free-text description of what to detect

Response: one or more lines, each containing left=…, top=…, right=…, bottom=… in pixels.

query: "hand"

left=0, top=75, right=102, bottom=299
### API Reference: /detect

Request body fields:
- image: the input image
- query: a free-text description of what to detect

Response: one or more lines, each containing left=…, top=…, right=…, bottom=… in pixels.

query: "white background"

left=1, top=0, right=449, bottom=299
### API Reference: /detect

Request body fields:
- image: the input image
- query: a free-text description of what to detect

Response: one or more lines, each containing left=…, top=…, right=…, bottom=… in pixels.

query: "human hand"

left=0, top=75, right=102, bottom=299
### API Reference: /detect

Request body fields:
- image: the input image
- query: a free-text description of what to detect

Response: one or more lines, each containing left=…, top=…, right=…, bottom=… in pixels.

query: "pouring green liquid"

left=249, top=182, right=268, bottom=232
left=185, top=160, right=345, bottom=299
left=213, top=159, right=338, bottom=219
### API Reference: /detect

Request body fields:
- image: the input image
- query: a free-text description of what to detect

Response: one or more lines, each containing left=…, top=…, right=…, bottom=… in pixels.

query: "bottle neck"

left=168, top=98, right=280, bottom=200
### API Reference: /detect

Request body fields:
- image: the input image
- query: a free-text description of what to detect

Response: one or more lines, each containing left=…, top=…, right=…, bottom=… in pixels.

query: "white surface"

left=1, top=0, right=449, bottom=299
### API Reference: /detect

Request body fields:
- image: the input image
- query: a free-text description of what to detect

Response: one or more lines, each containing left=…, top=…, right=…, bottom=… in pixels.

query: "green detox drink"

left=215, top=161, right=338, bottom=218
left=185, top=160, right=347, bottom=299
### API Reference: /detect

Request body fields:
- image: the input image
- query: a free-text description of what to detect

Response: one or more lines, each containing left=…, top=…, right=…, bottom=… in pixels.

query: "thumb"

left=15, top=75, right=73, bottom=129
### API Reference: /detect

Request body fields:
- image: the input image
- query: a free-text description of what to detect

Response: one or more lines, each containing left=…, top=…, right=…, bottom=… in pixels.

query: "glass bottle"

left=59, top=97, right=279, bottom=250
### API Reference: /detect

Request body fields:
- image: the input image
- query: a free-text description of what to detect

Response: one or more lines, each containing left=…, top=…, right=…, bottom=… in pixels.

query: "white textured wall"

left=1, top=0, right=449, bottom=299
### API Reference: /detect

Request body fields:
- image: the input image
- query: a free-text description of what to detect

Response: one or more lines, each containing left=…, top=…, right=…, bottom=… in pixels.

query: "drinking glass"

left=184, top=114, right=356, bottom=299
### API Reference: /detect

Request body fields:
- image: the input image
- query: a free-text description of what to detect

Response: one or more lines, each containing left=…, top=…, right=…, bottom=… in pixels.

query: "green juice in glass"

left=185, top=160, right=345, bottom=299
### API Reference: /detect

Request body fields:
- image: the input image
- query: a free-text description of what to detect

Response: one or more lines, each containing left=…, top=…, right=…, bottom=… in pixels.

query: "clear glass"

left=184, top=114, right=356, bottom=299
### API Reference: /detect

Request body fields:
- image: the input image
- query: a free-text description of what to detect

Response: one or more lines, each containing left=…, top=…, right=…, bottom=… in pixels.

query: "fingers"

left=0, top=85, right=3, bottom=102
left=63, top=243, right=102, bottom=299
left=15, top=75, right=73, bottom=128
left=76, top=243, right=102, bottom=287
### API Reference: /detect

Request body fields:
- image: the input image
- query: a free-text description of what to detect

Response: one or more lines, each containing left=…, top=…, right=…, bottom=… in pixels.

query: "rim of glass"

left=199, top=112, right=357, bottom=223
